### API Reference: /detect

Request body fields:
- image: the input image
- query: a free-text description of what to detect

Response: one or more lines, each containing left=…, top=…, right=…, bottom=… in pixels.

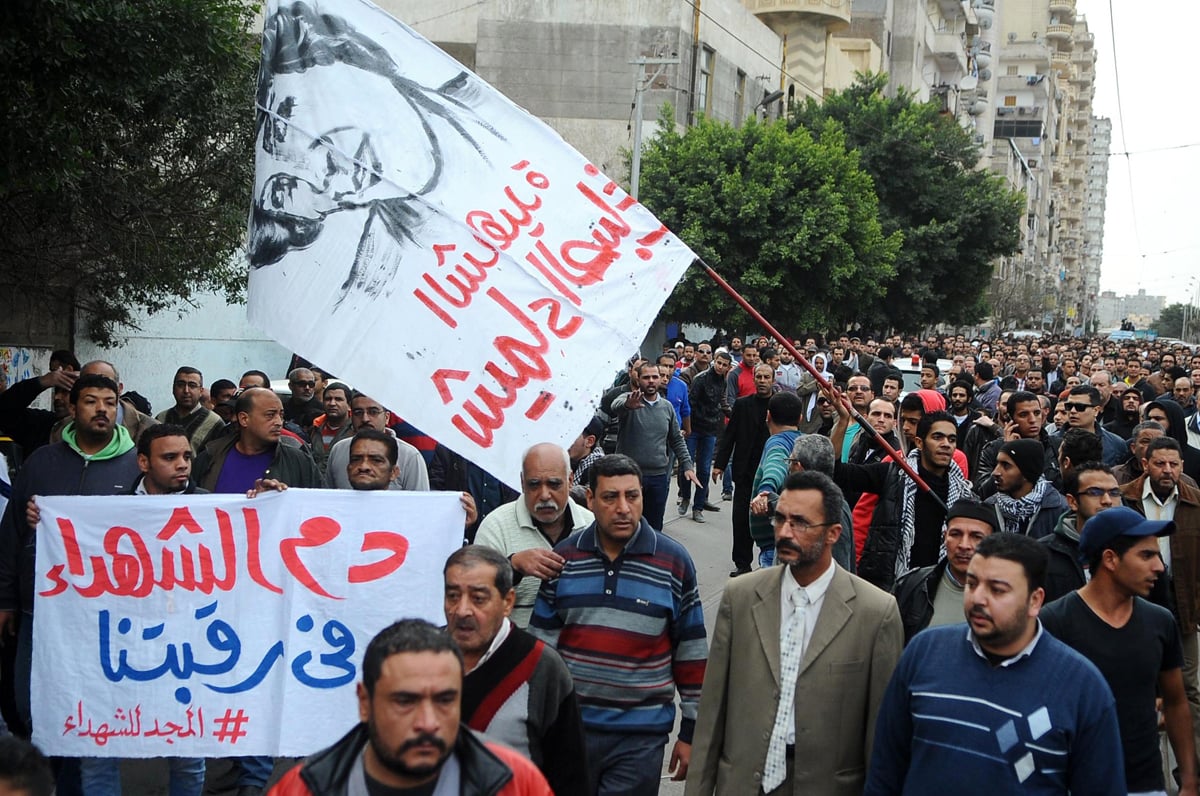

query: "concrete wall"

left=73, top=292, right=292, bottom=416
left=387, top=0, right=780, bottom=182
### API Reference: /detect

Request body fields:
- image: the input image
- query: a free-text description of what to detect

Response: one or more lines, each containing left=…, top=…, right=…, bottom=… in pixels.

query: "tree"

left=1153, top=303, right=1187, bottom=339
left=789, top=74, right=1024, bottom=332
left=637, top=110, right=900, bottom=335
left=0, top=0, right=258, bottom=345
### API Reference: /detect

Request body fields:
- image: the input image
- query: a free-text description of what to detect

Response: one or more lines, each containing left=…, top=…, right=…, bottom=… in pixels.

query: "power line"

left=409, top=0, right=487, bottom=26
left=1106, top=0, right=1143, bottom=258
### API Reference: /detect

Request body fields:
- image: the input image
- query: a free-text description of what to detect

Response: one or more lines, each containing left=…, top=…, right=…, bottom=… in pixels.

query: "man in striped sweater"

left=531, top=454, right=708, bottom=795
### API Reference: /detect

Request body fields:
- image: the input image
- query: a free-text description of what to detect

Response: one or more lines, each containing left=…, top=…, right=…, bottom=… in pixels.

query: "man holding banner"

left=0, top=375, right=140, bottom=727
left=75, top=424, right=207, bottom=795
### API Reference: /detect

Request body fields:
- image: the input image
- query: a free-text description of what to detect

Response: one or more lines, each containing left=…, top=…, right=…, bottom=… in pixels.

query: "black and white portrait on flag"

left=249, top=1, right=502, bottom=304
left=246, top=0, right=697, bottom=485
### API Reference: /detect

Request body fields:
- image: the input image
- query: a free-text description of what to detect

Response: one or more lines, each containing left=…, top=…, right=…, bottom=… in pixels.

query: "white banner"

left=32, top=490, right=463, bottom=757
left=247, top=0, right=695, bottom=484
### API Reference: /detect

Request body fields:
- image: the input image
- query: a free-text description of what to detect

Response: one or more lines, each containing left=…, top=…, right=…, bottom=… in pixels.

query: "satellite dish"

left=961, top=75, right=979, bottom=91
left=979, top=68, right=992, bottom=81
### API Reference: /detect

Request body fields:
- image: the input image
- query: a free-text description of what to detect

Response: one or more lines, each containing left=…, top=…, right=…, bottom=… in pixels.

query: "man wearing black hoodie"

left=1147, top=398, right=1200, bottom=483
left=1104, top=386, right=1143, bottom=441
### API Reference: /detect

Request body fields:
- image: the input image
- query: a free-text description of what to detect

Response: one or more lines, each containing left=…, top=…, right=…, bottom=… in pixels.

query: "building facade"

left=383, top=0, right=785, bottom=177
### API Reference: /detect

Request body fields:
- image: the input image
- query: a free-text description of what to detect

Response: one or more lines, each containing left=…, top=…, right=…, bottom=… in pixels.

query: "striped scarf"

left=992, top=477, right=1049, bottom=535
left=896, top=449, right=974, bottom=582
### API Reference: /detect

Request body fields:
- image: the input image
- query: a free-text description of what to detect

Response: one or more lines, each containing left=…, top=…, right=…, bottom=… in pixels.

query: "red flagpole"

left=696, top=259, right=938, bottom=497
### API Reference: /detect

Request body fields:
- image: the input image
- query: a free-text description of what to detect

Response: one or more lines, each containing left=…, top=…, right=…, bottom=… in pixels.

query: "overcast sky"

left=1076, top=0, right=1199, bottom=301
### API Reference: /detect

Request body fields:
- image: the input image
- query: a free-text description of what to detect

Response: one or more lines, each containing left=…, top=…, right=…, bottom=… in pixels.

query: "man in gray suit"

left=686, top=470, right=904, bottom=796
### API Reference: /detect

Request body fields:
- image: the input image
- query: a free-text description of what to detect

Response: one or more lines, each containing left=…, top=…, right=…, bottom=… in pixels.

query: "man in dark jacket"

left=193, top=388, right=321, bottom=494
left=684, top=352, right=732, bottom=522
left=983, top=439, right=1068, bottom=537
left=0, top=374, right=140, bottom=745
left=1053, top=385, right=1129, bottom=467
left=834, top=412, right=977, bottom=592
left=1146, top=397, right=1200, bottom=483
left=1040, top=462, right=1120, bottom=603
left=974, top=391, right=1061, bottom=497
left=713, top=365, right=774, bottom=576
left=269, top=619, right=550, bottom=796
left=893, top=501, right=998, bottom=643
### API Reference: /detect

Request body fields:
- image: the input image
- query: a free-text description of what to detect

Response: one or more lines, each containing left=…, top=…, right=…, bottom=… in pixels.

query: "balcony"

left=1045, top=24, right=1074, bottom=43
left=745, top=0, right=851, bottom=29
left=1071, top=68, right=1092, bottom=86
left=1051, top=52, right=1071, bottom=76
left=929, top=27, right=968, bottom=73
left=1049, top=0, right=1076, bottom=18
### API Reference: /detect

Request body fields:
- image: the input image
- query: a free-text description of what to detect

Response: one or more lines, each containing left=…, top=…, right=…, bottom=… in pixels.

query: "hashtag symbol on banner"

left=213, top=709, right=249, bottom=744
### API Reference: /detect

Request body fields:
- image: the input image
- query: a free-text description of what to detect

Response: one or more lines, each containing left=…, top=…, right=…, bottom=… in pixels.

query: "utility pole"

left=629, top=56, right=679, bottom=200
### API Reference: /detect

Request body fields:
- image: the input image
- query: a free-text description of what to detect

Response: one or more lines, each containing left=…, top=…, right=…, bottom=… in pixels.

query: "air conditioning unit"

left=975, top=133, right=986, bottom=144
left=997, top=107, right=1015, bottom=115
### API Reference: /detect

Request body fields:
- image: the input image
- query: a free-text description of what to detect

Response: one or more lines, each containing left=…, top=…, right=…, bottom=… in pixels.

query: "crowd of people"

left=0, top=328, right=1195, bottom=795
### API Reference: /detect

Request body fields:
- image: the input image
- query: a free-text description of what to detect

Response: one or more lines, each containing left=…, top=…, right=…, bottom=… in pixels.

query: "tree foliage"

left=1153, top=303, right=1188, bottom=339
left=637, top=110, right=901, bottom=335
left=789, top=74, right=1024, bottom=332
left=0, top=0, right=259, bottom=345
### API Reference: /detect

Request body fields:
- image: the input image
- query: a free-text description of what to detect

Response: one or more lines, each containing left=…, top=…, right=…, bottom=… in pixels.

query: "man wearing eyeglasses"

left=1040, top=462, right=1120, bottom=603
left=687, top=470, right=902, bottom=796
left=323, top=392, right=429, bottom=491
left=1054, top=385, right=1128, bottom=466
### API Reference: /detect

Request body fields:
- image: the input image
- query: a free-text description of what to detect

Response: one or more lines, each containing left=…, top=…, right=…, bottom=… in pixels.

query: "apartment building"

left=383, top=0, right=785, bottom=176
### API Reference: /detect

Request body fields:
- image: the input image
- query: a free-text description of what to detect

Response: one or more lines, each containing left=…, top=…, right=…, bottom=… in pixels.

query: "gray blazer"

left=686, top=564, right=903, bottom=796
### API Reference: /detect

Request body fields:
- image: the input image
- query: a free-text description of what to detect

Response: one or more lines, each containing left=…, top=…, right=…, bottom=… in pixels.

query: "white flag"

left=247, top=0, right=695, bottom=482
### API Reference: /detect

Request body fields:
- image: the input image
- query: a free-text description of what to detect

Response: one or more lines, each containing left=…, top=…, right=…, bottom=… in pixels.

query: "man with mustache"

left=531, top=454, right=707, bottom=794
left=443, top=546, right=586, bottom=796
left=474, top=443, right=594, bottom=626
left=1041, top=507, right=1196, bottom=796
left=687, top=470, right=902, bottom=795
left=866, top=533, right=1123, bottom=795
left=892, top=501, right=999, bottom=644
left=269, top=619, right=551, bottom=796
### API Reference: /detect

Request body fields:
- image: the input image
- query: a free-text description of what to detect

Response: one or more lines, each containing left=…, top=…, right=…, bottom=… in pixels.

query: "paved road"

left=114, top=478, right=743, bottom=795
left=655, top=478, right=741, bottom=795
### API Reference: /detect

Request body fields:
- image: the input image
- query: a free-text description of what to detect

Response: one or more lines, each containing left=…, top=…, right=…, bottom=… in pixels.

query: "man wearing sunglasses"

left=1041, top=462, right=1121, bottom=603
left=1055, top=385, right=1128, bottom=466
left=283, top=366, right=323, bottom=428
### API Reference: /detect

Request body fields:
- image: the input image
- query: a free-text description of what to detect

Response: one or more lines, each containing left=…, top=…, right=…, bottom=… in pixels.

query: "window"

left=1004, top=95, right=1017, bottom=106
left=994, top=119, right=1044, bottom=138
left=697, top=47, right=715, bottom=117
left=1007, top=65, right=1019, bottom=76
left=735, top=70, right=746, bottom=122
